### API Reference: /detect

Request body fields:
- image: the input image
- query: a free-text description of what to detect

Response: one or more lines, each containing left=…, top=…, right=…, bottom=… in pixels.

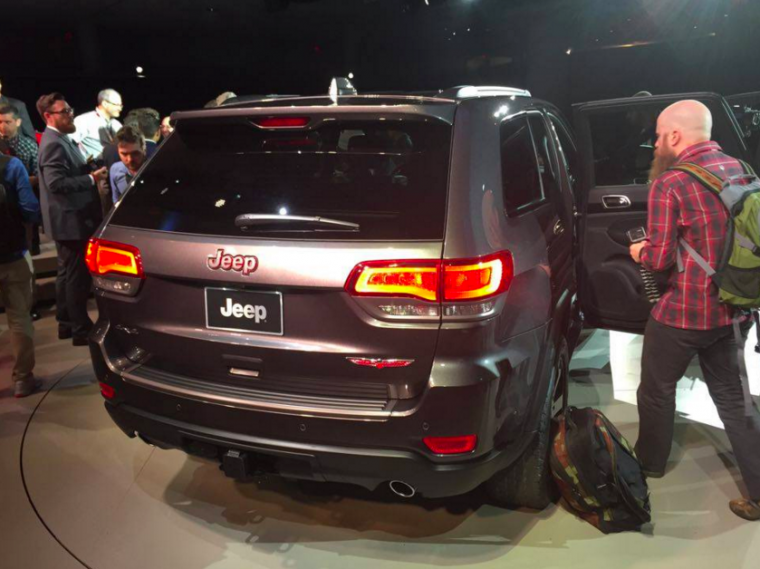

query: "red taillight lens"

left=443, top=251, right=513, bottom=301
left=99, top=382, right=115, bottom=399
left=346, top=261, right=439, bottom=302
left=423, top=435, right=478, bottom=455
left=345, top=252, right=513, bottom=303
left=253, top=116, right=310, bottom=128
left=86, top=238, right=145, bottom=279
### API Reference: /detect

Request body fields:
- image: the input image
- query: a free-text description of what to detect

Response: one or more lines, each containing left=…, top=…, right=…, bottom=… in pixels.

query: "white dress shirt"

left=70, top=108, right=122, bottom=160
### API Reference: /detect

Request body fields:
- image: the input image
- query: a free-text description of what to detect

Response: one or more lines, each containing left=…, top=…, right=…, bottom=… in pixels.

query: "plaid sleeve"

left=641, top=177, right=679, bottom=272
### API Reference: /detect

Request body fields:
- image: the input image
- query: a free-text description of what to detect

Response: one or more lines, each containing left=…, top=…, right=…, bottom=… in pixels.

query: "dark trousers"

left=636, top=317, right=760, bottom=498
left=55, top=240, right=93, bottom=338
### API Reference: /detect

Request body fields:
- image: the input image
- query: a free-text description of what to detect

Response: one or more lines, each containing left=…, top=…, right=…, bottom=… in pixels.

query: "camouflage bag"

left=550, top=406, right=651, bottom=533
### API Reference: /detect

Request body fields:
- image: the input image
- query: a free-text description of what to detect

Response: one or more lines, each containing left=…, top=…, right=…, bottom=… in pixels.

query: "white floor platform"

left=2, top=306, right=760, bottom=569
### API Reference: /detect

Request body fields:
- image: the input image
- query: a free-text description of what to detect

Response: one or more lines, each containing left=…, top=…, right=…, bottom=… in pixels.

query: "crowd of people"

left=0, top=80, right=174, bottom=398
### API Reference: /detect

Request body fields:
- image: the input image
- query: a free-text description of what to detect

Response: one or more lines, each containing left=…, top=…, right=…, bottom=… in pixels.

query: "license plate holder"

left=205, top=288, right=283, bottom=335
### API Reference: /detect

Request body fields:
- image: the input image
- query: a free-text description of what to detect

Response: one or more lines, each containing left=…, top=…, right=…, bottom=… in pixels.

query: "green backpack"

left=670, top=160, right=760, bottom=415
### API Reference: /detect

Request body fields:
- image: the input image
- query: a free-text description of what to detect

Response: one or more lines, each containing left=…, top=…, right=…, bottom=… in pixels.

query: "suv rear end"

left=89, top=91, right=571, bottom=504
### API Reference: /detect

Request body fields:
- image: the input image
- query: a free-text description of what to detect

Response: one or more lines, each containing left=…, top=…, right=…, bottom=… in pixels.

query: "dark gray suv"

left=87, top=85, right=751, bottom=508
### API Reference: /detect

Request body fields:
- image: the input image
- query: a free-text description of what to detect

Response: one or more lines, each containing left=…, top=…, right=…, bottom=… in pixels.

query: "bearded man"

left=629, top=100, right=760, bottom=521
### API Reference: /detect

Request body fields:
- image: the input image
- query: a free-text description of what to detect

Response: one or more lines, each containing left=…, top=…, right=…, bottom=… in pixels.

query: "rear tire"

left=486, top=339, right=568, bottom=510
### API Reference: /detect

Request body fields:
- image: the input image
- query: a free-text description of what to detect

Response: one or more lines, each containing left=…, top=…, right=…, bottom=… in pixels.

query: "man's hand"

left=630, top=242, right=647, bottom=264
left=91, top=166, right=108, bottom=183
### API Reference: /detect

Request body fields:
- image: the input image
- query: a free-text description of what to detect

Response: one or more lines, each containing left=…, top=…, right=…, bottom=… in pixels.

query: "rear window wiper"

left=235, top=214, right=360, bottom=231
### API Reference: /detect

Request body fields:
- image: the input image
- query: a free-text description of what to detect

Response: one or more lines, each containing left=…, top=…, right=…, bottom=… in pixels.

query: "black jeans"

left=636, top=317, right=760, bottom=498
left=55, top=240, right=93, bottom=339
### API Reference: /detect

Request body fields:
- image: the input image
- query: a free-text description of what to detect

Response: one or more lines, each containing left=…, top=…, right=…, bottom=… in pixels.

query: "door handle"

left=602, top=195, right=632, bottom=209
left=553, top=220, right=565, bottom=236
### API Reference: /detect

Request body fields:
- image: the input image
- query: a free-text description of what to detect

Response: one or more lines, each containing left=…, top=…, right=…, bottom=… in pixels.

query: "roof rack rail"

left=436, top=86, right=532, bottom=100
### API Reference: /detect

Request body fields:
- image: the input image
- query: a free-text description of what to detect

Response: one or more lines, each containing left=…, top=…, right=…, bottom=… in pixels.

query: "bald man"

left=630, top=100, right=760, bottom=521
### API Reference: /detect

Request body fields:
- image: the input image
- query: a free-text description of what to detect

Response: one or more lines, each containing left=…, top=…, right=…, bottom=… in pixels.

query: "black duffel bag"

left=550, top=406, right=652, bottom=533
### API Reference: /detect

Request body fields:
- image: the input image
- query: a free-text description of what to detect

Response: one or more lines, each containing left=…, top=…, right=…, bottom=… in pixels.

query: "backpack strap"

left=738, top=159, right=757, bottom=177
left=670, top=162, right=725, bottom=196
left=669, top=162, right=727, bottom=272
left=678, top=238, right=716, bottom=275
left=732, top=316, right=756, bottom=418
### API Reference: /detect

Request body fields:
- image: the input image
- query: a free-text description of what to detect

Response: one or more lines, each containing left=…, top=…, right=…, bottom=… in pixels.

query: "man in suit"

left=36, top=92, right=108, bottom=346
left=0, top=77, right=36, bottom=140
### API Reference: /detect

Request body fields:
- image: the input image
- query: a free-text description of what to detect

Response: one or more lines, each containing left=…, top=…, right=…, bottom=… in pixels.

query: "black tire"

left=486, top=340, right=568, bottom=510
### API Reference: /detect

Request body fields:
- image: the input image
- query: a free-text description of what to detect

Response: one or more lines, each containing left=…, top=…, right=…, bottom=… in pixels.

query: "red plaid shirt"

left=641, top=141, right=743, bottom=330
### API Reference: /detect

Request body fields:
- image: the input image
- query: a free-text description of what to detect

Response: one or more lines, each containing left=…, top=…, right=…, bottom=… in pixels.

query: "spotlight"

left=136, top=66, right=144, bottom=73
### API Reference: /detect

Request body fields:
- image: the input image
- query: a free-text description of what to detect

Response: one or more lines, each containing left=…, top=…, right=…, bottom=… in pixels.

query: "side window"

left=527, top=114, right=560, bottom=199
left=549, top=115, right=579, bottom=187
left=500, top=115, right=543, bottom=214
left=588, top=105, right=660, bottom=186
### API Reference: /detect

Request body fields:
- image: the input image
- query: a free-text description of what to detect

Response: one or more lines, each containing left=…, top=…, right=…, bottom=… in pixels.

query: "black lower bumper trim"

left=106, top=402, right=519, bottom=498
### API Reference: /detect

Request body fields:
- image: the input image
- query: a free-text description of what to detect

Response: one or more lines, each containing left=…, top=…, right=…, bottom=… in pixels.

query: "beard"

left=648, top=147, right=678, bottom=182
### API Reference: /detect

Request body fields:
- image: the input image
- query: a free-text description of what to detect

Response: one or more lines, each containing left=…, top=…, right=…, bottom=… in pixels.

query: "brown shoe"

left=729, top=498, right=760, bottom=521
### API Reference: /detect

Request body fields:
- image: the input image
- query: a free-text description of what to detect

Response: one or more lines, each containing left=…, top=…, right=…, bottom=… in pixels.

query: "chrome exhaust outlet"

left=389, top=480, right=416, bottom=498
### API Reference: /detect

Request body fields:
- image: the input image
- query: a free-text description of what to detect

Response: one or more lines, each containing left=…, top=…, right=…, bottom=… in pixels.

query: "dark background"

left=2, top=0, right=758, bottom=130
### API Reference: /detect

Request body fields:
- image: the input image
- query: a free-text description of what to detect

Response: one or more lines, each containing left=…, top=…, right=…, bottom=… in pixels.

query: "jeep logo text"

left=220, top=298, right=268, bottom=322
left=208, top=249, right=259, bottom=276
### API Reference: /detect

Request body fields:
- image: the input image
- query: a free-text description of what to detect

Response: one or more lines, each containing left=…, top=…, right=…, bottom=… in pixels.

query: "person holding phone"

left=629, top=100, right=760, bottom=521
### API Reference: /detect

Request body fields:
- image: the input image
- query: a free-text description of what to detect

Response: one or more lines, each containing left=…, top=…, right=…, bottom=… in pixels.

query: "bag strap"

left=669, top=162, right=726, bottom=273
left=677, top=238, right=716, bottom=275
left=596, top=414, right=652, bottom=523
left=738, top=159, right=757, bottom=177
left=732, top=316, right=755, bottom=418
left=670, top=162, right=725, bottom=196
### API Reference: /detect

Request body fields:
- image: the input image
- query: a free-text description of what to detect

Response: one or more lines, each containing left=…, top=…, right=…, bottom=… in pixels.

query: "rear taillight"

left=86, top=238, right=144, bottom=279
left=345, top=251, right=513, bottom=303
left=443, top=251, right=513, bottom=301
left=423, top=435, right=478, bottom=455
left=347, top=261, right=439, bottom=302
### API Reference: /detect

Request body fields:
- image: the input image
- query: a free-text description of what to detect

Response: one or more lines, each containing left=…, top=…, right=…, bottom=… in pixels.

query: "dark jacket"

left=0, top=95, right=36, bottom=140
left=38, top=127, right=102, bottom=241
left=0, top=155, right=40, bottom=263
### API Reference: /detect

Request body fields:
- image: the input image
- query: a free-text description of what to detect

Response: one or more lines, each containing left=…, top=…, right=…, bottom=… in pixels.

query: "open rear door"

left=726, top=91, right=760, bottom=171
left=573, top=92, right=749, bottom=334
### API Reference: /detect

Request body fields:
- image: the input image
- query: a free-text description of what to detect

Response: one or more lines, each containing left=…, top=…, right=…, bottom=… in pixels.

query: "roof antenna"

left=329, top=77, right=357, bottom=104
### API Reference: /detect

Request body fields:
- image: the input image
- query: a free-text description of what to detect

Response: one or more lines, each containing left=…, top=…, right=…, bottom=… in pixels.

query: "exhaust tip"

left=389, top=480, right=416, bottom=499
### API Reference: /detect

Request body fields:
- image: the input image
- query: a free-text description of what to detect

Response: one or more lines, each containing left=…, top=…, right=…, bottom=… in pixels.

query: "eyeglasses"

left=104, top=100, right=123, bottom=108
left=47, top=107, right=75, bottom=116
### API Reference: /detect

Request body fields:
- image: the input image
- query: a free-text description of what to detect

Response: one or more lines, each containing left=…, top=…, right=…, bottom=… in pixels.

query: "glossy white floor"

left=2, top=305, right=760, bottom=569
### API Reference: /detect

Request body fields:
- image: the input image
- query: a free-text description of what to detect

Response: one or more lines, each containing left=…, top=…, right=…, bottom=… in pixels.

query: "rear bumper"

left=105, top=400, right=524, bottom=498
left=90, top=315, right=550, bottom=499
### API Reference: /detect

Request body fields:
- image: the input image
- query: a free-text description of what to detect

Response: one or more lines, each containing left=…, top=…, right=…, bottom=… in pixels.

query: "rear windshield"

left=109, top=116, right=452, bottom=240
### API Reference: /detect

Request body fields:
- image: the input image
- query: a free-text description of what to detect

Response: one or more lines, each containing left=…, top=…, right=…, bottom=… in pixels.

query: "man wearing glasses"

left=36, top=92, right=107, bottom=347
left=71, top=88, right=123, bottom=161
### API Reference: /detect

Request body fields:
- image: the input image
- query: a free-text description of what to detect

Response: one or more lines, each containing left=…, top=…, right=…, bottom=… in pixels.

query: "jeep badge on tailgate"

left=207, top=249, right=259, bottom=276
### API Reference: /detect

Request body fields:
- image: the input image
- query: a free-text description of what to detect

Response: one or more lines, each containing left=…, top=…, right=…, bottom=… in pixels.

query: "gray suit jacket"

left=0, top=95, right=35, bottom=140
left=38, top=128, right=102, bottom=241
